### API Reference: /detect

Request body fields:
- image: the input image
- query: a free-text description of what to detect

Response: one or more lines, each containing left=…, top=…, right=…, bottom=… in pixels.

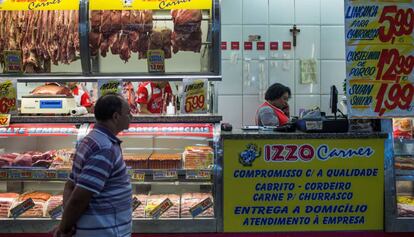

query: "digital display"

left=40, top=100, right=63, bottom=109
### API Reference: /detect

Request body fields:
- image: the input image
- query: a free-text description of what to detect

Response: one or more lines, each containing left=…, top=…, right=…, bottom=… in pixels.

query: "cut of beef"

left=30, top=84, right=72, bottom=96
left=170, top=10, right=202, bottom=53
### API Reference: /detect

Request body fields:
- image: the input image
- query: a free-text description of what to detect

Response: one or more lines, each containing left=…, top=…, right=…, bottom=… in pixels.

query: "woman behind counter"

left=256, top=83, right=291, bottom=127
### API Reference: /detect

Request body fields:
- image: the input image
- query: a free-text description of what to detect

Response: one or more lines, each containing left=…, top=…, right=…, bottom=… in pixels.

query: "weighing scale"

left=20, top=95, right=77, bottom=115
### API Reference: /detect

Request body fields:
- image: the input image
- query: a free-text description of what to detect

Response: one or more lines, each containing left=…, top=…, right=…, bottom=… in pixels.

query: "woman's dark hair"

left=265, top=83, right=291, bottom=101
left=94, top=93, right=123, bottom=122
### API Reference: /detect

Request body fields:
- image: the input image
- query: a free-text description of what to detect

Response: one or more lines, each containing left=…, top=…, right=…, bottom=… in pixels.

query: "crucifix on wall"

left=290, top=24, right=300, bottom=47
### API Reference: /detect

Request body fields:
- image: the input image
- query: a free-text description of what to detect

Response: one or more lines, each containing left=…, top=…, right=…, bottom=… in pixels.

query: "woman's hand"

left=282, top=105, right=290, bottom=117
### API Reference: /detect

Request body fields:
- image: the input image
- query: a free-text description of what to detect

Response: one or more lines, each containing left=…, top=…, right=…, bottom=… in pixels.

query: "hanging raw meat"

left=171, top=10, right=202, bottom=53
left=0, top=10, right=81, bottom=72
left=149, top=28, right=172, bottom=59
left=89, top=10, right=153, bottom=60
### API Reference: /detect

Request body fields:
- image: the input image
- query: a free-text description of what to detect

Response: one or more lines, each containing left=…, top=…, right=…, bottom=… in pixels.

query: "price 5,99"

left=185, top=95, right=205, bottom=113
left=375, top=83, right=414, bottom=116
left=378, top=6, right=414, bottom=43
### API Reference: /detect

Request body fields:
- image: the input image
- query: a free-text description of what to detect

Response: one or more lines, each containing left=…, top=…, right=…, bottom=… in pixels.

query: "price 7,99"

left=185, top=95, right=205, bottom=113
left=378, top=6, right=414, bottom=43
left=375, top=83, right=414, bottom=116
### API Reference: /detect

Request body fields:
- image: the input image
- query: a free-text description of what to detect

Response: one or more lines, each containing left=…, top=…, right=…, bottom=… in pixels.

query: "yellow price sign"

left=0, top=114, right=10, bottom=127
left=0, top=0, right=79, bottom=11
left=148, top=198, right=173, bottom=219
left=132, top=171, right=145, bottom=182
left=90, top=0, right=212, bottom=10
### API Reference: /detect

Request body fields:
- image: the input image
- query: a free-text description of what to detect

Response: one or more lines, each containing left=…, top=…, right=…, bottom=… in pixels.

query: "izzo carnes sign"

left=264, top=144, right=375, bottom=162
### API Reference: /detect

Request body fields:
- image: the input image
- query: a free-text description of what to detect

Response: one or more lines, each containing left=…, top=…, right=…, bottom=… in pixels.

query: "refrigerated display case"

left=385, top=118, right=414, bottom=232
left=0, top=118, right=222, bottom=233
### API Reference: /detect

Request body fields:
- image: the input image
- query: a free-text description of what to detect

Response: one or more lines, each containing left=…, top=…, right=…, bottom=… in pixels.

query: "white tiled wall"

left=219, top=0, right=346, bottom=128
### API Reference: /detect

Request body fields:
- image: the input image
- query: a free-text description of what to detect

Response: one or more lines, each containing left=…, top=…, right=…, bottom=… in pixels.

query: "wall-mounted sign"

left=221, top=42, right=228, bottom=50
left=231, top=42, right=240, bottom=50
left=283, top=41, right=292, bottom=50
left=257, top=42, right=265, bottom=51
left=0, top=0, right=79, bottom=11
left=90, top=0, right=212, bottom=10
left=270, top=42, right=279, bottom=51
left=345, top=0, right=414, bottom=118
left=244, top=42, right=253, bottom=51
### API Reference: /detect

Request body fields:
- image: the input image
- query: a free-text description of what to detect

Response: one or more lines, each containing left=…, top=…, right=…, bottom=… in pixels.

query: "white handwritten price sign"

left=181, top=78, right=208, bottom=114
left=345, top=0, right=414, bottom=118
left=3, top=51, right=22, bottom=73
left=153, top=170, right=178, bottom=181
left=147, top=50, right=165, bottom=73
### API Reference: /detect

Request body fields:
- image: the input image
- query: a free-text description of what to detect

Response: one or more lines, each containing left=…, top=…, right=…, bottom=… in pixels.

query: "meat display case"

left=385, top=118, right=414, bottom=232
left=0, top=117, right=223, bottom=233
left=0, top=0, right=221, bottom=79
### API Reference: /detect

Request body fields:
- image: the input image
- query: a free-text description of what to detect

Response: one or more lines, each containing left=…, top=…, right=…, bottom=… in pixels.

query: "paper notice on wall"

left=300, top=59, right=317, bottom=84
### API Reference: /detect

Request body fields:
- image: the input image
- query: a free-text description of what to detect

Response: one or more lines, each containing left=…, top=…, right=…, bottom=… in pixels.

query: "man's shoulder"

left=80, top=129, right=113, bottom=151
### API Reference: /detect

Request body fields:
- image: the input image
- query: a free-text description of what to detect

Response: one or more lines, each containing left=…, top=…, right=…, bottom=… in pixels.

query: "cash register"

left=296, top=85, right=349, bottom=133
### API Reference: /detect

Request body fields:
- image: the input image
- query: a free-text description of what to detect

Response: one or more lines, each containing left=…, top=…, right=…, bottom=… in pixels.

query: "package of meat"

left=0, top=193, right=19, bottom=218
left=20, top=191, right=51, bottom=203
left=124, top=153, right=149, bottom=169
left=145, top=194, right=180, bottom=219
left=45, top=195, right=63, bottom=218
left=12, top=200, right=46, bottom=218
left=132, top=194, right=148, bottom=219
left=180, top=193, right=214, bottom=218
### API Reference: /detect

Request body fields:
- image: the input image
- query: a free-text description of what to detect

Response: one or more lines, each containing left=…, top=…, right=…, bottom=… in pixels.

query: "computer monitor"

left=330, top=85, right=338, bottom=119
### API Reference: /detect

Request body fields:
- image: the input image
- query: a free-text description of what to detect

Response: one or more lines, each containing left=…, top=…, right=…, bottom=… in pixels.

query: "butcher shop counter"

left=0, top=115, right=222, bottom=234
left=219, top=130, right=389, bottom=233
left=10, top=114, right=222, bottom=124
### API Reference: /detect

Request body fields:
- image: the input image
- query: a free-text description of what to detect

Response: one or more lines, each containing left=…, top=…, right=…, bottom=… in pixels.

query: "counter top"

left=10, top=114, right=222, bottom=124
left=221, top=129, right=388, bottom=139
